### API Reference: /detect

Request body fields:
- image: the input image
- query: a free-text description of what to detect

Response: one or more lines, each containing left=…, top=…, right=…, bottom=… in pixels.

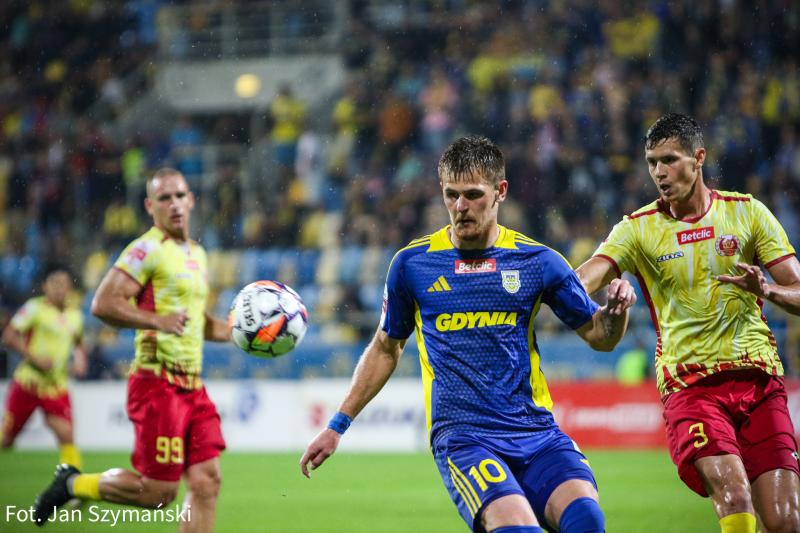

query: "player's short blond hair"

left=438, top=135, right=506, bottom=187
left=146, top=167, right=185, bottom=197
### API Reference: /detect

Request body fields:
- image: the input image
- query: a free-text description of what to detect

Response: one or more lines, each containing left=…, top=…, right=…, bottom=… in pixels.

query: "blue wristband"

left=327, top=411, right=353, bottom=435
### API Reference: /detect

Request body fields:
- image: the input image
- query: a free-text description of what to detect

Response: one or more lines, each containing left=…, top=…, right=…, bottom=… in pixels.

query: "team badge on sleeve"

left=715, top=235, right=740, bottom=256
left=501, top=270, right=521, bottom=294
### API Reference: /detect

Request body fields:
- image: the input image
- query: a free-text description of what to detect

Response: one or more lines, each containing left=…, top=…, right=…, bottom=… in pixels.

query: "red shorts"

left=663, top=369, right=799, bottom=496
left=2, top=380, right=72, bottom=444
left=127, top=371, right=226, bottom=482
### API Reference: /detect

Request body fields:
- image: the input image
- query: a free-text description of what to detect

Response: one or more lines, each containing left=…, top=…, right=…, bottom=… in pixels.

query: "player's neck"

left=155, top=224, right=189, bottom=243
left=46, top=297, right=66, bottom=311
left=668, top=182, right=712, bottom=221
left=449, top=223, right=500, bottom=250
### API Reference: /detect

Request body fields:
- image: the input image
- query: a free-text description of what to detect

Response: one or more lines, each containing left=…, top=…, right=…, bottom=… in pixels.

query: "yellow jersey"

left=11, top=296, right=83, bottom=397
left=594, top=190, right=794, bottom=396
left=114, top=226, right=209, bottom=389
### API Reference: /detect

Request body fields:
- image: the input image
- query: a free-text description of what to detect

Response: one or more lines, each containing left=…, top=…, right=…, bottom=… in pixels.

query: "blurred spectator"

left=268, top=83, right=306, bottom=187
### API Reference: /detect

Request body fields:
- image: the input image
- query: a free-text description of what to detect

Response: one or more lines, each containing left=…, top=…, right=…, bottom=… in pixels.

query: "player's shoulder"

left=506, top=228, right=548, bottom=252
left=713, top=189, right=752, bottom=203
left=115, top=228, right=165, bottom=273
left=66, top=306, right=84, bottom=325
left=390, top=231, right=438, bottom=267
left=507, top=228, right=571, bottom=267
left=127, top=227, right=167, bottom=251
left=712, top=190, right=770, bottom=218
left=188, top=239, right=208, bottom=259
left=625, top=199, right=663, bottom=221
left=20, top=296, right=45, bottom=313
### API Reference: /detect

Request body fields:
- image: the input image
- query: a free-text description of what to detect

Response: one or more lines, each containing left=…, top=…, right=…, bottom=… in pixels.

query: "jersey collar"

left=427, top=225, right=517, bottom=251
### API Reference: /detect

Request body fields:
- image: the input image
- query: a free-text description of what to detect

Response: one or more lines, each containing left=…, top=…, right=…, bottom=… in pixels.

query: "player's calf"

left=97, top=469, right=179, bottom=508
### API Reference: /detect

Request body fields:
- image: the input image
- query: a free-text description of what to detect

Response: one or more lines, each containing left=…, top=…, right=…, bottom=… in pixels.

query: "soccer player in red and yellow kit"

left=33, top=168, right=231, bottom=532
left=1, top=266, right=87, bottom=467
left=577, top=114, right=800, bottom=533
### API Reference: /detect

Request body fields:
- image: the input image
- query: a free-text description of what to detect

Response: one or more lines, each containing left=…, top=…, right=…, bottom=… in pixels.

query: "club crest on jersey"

left=454, top=258, right=496, bottom=274
left=676, top=226, right=714, bottom=245
left=715, top=234, right=740, bottom=256
left=501, top=270, right=521, bottom=293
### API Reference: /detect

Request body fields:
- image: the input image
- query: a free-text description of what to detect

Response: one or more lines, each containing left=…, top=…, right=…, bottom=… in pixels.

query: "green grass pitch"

left=0, top=450, right=718, bottom=532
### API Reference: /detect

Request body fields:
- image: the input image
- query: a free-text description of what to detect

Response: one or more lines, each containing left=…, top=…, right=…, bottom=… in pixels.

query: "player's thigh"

left=516, top=431, right=598, bottom=528
left=663, top=387, right=740, bottom=496
left=127, top=375, right=191, bottom=482
left=738, top=378, right=800, bottom=483
left=2, top=382, right=40, bottom=446
left=185, top=388, right=226, bottom=469
left=41, top=392, right=74, bottom=444
left=433, top=436, right=528, bottom=532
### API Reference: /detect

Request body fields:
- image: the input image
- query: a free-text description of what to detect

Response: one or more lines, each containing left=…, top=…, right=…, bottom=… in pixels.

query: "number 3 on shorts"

left=155, top=436, right=185, bottom=464
left=688, top=422, right=709, bottom=449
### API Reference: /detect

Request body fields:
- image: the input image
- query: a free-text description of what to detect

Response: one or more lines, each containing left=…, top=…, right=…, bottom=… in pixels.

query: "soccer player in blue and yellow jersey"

left=301, top=136, right=637, bottom=533
left=33, top=168, right=231, bottom=532
left=1, top=266, right=87, bottom=467
left=577, top=114, right=800, bottom=533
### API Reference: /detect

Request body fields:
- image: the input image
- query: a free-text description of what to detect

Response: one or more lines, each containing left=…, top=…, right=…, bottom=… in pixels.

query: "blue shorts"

left=432, top=429, right=597, bottom=532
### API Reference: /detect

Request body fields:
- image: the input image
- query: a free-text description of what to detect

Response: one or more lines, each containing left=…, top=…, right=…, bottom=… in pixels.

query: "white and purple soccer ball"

left=229, top=281, right=308, bottom=358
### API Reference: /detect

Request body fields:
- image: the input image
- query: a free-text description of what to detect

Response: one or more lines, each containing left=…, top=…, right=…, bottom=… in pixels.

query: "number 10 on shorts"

left=468, top=459, right=508, bottom=490
left=155, top=436, right=185, bottom=464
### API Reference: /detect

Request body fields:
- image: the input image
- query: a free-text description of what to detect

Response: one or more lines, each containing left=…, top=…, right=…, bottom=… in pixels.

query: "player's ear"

left=694, top=147, right=706, bottom=169
left=144, top=197, right=153, bottom=216
left=188, top=191, right=196, bottom=209
left=496, top=180, right=508, bottom=202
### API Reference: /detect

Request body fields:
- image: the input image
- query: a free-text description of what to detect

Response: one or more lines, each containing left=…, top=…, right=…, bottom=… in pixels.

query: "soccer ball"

left=229, top=280, right=308, bottom=358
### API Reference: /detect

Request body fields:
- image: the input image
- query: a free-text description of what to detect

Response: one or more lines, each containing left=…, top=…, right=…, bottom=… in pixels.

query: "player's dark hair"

left=645, top=113, right=704, bottom=153
left=438, top=135, right=506, bottom=186
left=40, top=263, right=73, bottom=283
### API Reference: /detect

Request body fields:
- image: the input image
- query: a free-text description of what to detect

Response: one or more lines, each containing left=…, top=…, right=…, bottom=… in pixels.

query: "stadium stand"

left=1, top=0, right=799, bottom=378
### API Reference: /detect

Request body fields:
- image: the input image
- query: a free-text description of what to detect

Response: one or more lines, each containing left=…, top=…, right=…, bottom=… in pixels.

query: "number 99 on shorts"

left=155, top=436, right=185, bottom=465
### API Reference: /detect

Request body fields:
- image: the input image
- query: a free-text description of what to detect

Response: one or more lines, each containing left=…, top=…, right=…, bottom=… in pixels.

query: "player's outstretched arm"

left=299, top=329, right=405, bottom=478
left=204, top=312, right=232, bottom=342
left=576, top=278, right=636, bottom=352
left=718, top=257, right=800, bottom=315
left=91, top=268, right=188, bottom=334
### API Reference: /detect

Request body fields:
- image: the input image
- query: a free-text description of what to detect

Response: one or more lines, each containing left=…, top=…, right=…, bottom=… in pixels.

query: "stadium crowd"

left=1, top=0, right=800, bottom=375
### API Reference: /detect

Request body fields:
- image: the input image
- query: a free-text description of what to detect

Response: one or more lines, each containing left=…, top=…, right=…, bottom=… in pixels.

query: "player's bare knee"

left=187, top=468, right=221, bottom=500
left=715, top=484, right=752, bottom=515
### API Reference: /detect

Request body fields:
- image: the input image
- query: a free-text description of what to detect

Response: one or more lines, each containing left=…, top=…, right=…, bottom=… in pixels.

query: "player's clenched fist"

left=300, top=429, right=341, bottom=478
left=605, top=278, right=637, bottom=316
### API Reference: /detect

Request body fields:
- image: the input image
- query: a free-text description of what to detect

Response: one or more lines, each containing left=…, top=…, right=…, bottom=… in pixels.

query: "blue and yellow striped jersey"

left=381, top=225, right=599, bottom=445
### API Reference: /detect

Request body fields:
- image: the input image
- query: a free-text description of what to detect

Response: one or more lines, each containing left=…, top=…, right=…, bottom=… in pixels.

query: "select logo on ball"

left=229, top=280, right=308, bottom=358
